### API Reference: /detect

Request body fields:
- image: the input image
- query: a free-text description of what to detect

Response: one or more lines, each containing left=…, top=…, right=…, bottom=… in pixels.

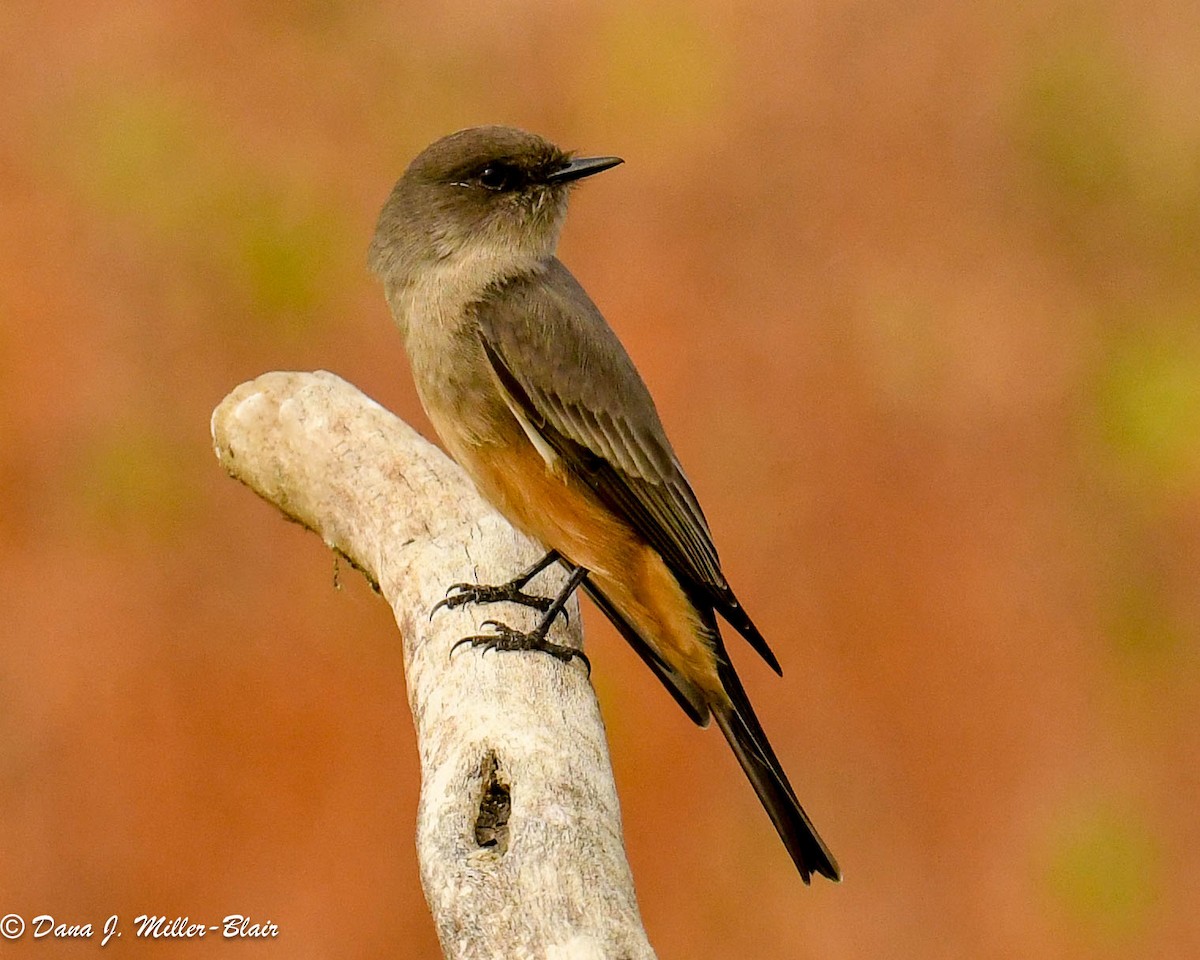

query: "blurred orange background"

left=2, top=1, right=1198, bottom=957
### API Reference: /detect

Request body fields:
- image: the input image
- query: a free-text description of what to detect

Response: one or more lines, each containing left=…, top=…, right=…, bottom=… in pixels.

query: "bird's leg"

left=431, top=549, right=562, bottom=618
left=452, top=565, right=591, bottom=672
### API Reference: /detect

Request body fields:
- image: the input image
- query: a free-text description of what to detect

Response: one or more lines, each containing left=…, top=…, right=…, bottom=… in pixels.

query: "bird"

left=368, top=125, right=839, bottom=883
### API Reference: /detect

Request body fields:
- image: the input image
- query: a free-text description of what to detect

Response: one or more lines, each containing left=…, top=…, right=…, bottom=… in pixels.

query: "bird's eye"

left=478, top=164, right=515, bottom=191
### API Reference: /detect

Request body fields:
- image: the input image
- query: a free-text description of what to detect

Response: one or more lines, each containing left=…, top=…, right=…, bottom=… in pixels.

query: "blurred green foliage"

left=1019, top=42, right=1136, bottom=208
left=72, top=419, right=197, bottom=541
left=1096, top=329, right=1200, bottom=497
left=60, top=89, right=349, bottom=338
left=219, top=191, right=343, bottom=327
left=1106, top=564, right=1183, bottom=661
left=1015, top=35, right=1200, bottom=269
left=1041, top=798, right=1160, bottom=944
left=587, top=2, right=728, bottom=138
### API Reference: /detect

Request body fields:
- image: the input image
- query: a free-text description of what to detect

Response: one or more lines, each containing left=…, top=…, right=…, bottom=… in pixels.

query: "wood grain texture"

left=212, top=370, right=655, bottom=960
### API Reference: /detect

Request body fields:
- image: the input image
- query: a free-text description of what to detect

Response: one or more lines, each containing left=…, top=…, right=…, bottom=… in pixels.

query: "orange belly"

left=452, top=423, right=723, bottom=699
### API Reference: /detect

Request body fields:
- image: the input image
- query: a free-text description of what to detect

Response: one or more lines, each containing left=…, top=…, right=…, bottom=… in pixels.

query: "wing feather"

left=472, top=259, right=781, bottom=674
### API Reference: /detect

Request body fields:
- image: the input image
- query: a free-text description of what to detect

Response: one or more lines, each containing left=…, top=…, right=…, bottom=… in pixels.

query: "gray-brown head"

left=369, top=126, right=622, bottom=286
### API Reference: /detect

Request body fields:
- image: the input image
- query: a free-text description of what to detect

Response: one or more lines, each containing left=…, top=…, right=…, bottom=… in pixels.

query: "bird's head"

left=369, top=126, right=622, bottom=283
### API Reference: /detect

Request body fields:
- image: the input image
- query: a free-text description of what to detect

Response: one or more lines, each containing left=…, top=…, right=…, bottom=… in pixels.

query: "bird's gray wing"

left=472, top=258, right=780, bottom=674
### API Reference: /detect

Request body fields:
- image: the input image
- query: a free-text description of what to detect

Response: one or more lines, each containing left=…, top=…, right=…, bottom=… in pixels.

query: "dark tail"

left=585, top=562, right=839, bottom=882
left=711, top=643, right=841, bottom=883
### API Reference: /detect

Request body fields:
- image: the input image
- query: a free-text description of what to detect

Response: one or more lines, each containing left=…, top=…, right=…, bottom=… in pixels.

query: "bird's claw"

left=430, top=581, right=565, bottom=621
left=451, top=620, right=590, bottom=674
left=429, top=582, right=475, bottom=619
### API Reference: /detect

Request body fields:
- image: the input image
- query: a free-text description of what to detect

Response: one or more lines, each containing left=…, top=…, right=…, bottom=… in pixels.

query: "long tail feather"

left=710, top=632, right=840, bottom=883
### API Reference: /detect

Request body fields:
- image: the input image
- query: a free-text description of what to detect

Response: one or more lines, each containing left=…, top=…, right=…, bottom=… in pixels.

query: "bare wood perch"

left=211, top=370, right=655, bottom=960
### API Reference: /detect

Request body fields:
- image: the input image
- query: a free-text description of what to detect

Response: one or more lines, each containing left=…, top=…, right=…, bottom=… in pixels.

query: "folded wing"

left=472, top=258, right=780, bottom=674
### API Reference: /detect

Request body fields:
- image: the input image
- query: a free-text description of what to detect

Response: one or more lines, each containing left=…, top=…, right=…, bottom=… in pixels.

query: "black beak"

left=545, top=155, right=624, bottom=184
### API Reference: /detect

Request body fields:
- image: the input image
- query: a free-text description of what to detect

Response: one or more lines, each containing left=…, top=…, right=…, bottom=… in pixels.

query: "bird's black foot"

left=452, top=620, right=591, bottom=674
left=430, top=550, right=568, bottom=621
left=431, top=581, right=560, bottom=619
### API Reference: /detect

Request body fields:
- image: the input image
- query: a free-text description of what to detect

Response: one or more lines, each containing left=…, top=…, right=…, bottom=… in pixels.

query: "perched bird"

left=369, top=126, right=839, bottom=882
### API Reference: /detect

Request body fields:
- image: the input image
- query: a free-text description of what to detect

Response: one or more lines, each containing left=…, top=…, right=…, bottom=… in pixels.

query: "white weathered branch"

left=211, top=370, right=655, bottom=960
